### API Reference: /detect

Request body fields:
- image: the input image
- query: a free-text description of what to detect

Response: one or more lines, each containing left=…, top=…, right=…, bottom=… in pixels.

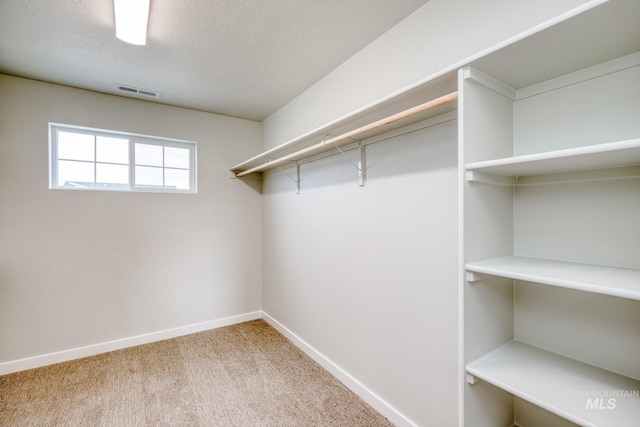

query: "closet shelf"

left=231, top=91, right=458, bottom=177
left=465, top=256, right=640, bottom=300
left=466, top=341, right=640, bottom=427
left=465, top=138, right=640, bottom=183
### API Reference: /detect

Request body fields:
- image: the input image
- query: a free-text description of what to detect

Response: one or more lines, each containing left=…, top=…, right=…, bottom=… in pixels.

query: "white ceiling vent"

left=115, top=84, right=160, bottom=99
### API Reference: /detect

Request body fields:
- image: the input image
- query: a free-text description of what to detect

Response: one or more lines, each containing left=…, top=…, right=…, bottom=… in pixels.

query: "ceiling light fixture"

left=114, top=0, right=150, bottom=45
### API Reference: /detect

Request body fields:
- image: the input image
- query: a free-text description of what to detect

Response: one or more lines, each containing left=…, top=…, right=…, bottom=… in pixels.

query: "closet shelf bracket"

left=277, top=163, right=301, bottom=194
left=466, top=373, right=479, bottom=385
left=466, top=170, right=516, bottom=186
left=466, top=271, right=491, bottom=283
left=333, top=140, right=366, bottom=187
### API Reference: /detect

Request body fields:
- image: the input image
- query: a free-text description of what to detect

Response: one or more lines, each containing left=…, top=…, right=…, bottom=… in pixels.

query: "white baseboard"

left=261, top=311, right=417, bottom=427
left=0, top=311, right=262, bottom=375
left=3, top=310, right=415, bottom=426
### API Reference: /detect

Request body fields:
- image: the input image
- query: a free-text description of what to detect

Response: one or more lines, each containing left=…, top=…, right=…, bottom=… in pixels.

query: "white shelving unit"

left=466, top=256, right=640, bottom=301
left=465, top=138, right=640, bottom=185
left=460, top=1, right=640, bottom=426
left=466, top=341, right=640, bottom=427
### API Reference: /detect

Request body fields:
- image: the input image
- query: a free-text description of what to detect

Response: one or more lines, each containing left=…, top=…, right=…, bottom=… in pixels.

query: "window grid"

left=56, top=135, right=130, bottom=188
left=50, top=124, right=196, bottom=193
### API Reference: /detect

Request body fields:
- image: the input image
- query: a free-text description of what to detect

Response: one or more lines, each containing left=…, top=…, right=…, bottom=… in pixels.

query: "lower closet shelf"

left=465, top=256, right=640, bottom=300
left=466, top=341, right=640, bottom=427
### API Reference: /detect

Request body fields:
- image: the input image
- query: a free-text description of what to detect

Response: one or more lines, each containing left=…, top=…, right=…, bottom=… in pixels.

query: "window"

left=49, top=124, right=196, bottom=193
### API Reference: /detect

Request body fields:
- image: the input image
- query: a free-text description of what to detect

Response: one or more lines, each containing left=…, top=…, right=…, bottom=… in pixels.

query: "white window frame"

left=49, top=123, right=197, bottom=194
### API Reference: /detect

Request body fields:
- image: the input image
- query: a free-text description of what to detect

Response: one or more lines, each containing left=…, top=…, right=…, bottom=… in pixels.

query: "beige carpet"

left=0, top=319, right=393, bottom=426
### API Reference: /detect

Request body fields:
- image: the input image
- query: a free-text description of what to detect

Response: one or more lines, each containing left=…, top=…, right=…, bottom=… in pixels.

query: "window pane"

left=58, top=160, right=94, bottom=187
left=165, top=168, right=190, bottom=190
left=135, top=166, right=163, bottom=188
left=97, top=136, right=129, bottom=164
left=96, top=163, right=129, bottom=187
left=135, top=143, right=163, bottom=166
left=51, top=124, right=196, bottom=193
left=57, top=131, right=94, bottom=161
left=165, top=146, right=190, bottom=169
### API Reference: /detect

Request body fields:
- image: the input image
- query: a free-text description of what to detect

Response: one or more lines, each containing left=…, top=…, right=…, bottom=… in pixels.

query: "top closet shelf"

left=465, top=138, right=640, bottom=182
left=232, top=90, right=458, bottom=177
left=466, top=256, right=640, bottom=300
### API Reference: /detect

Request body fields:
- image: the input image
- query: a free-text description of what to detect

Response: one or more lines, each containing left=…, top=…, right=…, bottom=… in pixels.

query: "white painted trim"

left=456, top=66, right=468, bottom=427
left=0, top=311, right=262, bottom=375
left=261, top=311, right=418, bottom=427
left=6, top=310, right=417, bottom=424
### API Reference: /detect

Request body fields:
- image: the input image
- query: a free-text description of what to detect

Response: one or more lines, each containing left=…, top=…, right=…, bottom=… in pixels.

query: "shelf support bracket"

left=333, top=141, right=366, bottom=187
left=466, top=271, right=491, bottom=283
left=466, top=373, right=479, bottom=385
left=358, top=141, right=366, bottom=187
left=277, top=163, right=301, bottom=194
left=466, top=170, right=516, bottom=186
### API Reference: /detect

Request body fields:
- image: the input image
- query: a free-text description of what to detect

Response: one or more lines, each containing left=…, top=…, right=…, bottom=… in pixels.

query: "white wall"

left=263, top=118, right=459, bottom=425
left=262, top=0, right=595, bottom=150
left=0, top=75, right=262, bottom=366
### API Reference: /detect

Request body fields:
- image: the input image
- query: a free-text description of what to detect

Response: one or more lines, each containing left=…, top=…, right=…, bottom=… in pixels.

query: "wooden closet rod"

left=235, top=90, right=458, bottom=177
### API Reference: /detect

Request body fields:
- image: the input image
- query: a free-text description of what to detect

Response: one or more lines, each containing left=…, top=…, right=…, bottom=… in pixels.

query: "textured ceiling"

left=0, top=0, right=429, bottom=121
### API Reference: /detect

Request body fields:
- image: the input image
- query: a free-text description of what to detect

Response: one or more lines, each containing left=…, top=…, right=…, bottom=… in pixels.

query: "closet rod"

left=235, top=90, right=458, bottom=177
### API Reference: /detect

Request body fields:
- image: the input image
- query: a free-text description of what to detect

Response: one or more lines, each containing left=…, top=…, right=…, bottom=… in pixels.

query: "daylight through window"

left=49, top=124, right=196, bottom=193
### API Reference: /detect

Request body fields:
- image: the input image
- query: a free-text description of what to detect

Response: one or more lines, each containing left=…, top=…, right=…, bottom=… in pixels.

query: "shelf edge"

left=465, top=138, right=640, bottom=173
left=465, top=256, right=640, bottom=300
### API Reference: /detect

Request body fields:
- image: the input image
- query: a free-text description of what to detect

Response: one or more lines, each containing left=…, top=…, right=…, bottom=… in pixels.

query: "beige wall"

left=263, top=118, right=459, bottom=426
left=0, top=75, right=262, bottom=364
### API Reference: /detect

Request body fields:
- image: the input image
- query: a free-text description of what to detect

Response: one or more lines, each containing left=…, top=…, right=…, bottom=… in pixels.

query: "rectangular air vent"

left=115, top=84, right=160, bottom=98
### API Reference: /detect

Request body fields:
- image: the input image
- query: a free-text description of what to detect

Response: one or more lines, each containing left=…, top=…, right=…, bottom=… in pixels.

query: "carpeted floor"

left=0, top=319, right=393, bottom=426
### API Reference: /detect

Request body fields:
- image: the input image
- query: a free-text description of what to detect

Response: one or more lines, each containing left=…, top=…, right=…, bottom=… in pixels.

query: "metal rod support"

left=276, top=163, right=300, bottom=194
left=359, top=142, right=366, bottom=187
